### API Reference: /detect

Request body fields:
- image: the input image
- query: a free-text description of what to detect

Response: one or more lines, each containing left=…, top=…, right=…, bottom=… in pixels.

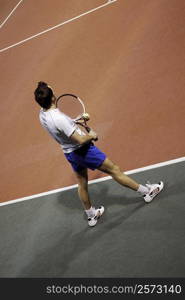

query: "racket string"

left=56, top=94, right=84, bottom=120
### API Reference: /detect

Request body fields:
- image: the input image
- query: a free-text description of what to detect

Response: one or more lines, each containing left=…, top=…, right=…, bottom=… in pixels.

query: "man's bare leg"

left=98, top=158, right=140, bottom=191
left=75, top=168, right=104, bottom=225
left=75, top=168, right=91, bottom=210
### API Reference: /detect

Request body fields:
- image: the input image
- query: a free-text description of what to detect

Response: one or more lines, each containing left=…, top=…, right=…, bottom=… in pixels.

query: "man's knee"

left=76, top=169, right=88, bottom=187
left=109, top=164, right=121, bottom=177
left=77, top=178, right=88, bottom=190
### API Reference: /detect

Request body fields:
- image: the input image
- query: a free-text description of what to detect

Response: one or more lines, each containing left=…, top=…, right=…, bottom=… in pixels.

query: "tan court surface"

left=0, top=0, right=185, bottom=203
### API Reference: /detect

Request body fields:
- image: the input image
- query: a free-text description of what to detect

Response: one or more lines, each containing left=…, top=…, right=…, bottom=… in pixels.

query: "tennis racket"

left=56, top=93, right=92, bottom=134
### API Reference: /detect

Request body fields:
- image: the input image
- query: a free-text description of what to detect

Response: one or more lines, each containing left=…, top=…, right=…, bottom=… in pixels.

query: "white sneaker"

left=88, top=206, right=105, bottom=227
left=143, top=181, right=164, bottom=203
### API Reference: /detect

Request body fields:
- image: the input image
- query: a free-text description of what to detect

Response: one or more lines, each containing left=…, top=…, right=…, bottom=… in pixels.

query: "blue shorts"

left=64, top=143, right=106, bottom=172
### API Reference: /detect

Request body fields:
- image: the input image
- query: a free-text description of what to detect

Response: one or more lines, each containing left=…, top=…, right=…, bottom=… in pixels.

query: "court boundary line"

left=0, top=156, right=184, bottom=207
left=0, top=0, right=117, bottom=53
left=0, top=0, right=24, bottom=29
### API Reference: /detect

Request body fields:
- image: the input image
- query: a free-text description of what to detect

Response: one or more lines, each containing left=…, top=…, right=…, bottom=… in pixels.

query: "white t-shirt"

left=39, top=108, right=85, bottom=153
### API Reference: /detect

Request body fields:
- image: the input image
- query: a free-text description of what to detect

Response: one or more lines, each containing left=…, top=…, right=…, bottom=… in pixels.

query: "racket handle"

left=88, top=128, right=98, bottom=141
left=85, top=126, right=90, bottom=132
left=85, top=126, right=98, bottom=141
left=75, top=122, right=98, bottom=141
left=76, top=121, right=90, bottom=132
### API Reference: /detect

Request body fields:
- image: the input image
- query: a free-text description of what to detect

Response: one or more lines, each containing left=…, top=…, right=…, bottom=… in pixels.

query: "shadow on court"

left=0, top=161, right=185, bottom=278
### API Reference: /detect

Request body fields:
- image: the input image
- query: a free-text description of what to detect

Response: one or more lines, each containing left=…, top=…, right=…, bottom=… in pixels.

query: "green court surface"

left=0, top=161, right=184, bottom=278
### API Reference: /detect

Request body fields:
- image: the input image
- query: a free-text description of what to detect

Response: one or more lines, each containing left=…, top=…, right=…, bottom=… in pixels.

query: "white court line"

left=0, top=0, right=117, bottom=53
left=0, top=156, right=184, bottom=207
left=0, top=0, right=24, bottom=29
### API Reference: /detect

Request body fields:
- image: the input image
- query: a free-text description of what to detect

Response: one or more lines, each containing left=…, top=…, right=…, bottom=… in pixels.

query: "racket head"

left=56, top=93, right=85, bottom=120
left=56, top=93, right=91, bottom=134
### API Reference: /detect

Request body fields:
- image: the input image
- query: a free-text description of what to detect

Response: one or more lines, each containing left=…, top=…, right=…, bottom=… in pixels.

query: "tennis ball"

left=83, top=113, right=90, bottom=121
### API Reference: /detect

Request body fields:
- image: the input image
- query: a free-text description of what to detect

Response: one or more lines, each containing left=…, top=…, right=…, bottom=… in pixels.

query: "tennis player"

left=34, top=82, right=164, bottom=227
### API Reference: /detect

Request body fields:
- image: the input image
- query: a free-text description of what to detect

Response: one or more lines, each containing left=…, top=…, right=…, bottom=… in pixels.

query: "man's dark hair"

left=34, top=81, right=53, bottom=109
